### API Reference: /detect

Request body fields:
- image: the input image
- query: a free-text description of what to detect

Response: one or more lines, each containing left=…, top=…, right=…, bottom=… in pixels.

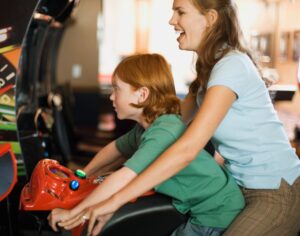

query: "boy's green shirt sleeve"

left=123, top=127, right=177, bottom=174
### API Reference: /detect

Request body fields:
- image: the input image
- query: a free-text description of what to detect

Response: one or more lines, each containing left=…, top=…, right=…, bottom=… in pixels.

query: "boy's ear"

left=138, top=86, right=150, bottom=103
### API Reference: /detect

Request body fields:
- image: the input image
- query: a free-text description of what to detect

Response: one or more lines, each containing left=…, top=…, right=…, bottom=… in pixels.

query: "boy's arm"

left=83, top=140, right=125, bottom=177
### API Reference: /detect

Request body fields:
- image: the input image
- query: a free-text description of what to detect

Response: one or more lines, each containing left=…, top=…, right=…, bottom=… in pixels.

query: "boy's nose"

left=109, top=93, right=114, bottom=101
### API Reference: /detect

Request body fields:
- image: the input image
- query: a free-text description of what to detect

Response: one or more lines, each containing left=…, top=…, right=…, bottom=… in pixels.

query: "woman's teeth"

left=175, top=30, right=184, bottom=35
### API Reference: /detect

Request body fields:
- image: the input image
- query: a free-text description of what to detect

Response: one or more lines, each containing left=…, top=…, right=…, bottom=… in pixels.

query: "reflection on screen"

left=50, top=168, right=69, bottom=178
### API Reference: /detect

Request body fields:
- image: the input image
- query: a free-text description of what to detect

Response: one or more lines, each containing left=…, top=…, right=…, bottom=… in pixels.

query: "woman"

left=55, top=1, right=300, bottom=235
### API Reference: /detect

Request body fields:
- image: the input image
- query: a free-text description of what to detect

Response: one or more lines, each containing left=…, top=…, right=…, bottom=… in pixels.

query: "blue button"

left=69, top=180, right=80, bottom=191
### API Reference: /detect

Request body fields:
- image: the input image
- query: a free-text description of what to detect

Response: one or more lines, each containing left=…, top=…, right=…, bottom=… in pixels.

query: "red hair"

left=112, top=54, right=181, bottom=123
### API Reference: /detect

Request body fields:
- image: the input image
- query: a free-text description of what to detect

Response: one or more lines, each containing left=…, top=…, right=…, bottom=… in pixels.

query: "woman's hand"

left=47, top=208, right=72, bottom=232
left=87, top=213, right=113, bottom=236
left=87, top=197, right=121, bottom=236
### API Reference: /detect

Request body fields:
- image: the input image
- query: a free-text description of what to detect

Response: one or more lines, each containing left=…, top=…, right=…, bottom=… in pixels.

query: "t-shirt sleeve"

left=208, top=54, right=251, bottom=98
left=124, top=128, right=176, bottom=174
left=115, top=125, right=140, bottom=158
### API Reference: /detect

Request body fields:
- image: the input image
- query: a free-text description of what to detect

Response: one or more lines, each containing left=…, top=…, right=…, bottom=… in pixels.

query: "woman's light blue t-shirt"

left=197, top=50, right=300, bottom=189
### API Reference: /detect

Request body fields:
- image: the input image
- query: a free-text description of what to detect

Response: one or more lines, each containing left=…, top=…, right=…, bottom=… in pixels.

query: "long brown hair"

left=189, top=0, right=260, bottom=94
left=112, top=53, right=181, bottom=123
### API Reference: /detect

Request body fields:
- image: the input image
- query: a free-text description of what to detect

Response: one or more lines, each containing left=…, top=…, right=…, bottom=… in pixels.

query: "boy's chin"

left=116, top=114, right=124, bottom=120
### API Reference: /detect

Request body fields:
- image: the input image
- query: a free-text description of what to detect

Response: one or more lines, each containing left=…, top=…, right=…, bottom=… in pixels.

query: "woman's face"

left=110, top=77, right=142, bottom=121
left=169, top=0, right=208, bottom=52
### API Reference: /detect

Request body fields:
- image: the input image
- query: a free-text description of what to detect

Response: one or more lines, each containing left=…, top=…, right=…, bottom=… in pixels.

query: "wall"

left=236, top=0, right=300, bottom=115
left=148, top=0, right=196, bottom=94
left=99, top=0, right=135, bottom=77
left=274, top=0, right=300, bottom=115
left=56, top=0, right=100, bottom=90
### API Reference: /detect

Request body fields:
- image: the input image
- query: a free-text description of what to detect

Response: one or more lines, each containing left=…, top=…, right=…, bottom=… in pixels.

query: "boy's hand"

left=47, top=208, right=72, bottom=232
left=58, top=209, right=90, bottom=230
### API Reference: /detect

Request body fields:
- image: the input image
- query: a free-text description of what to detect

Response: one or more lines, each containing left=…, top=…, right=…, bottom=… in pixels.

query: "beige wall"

left=56, top=0, right=100, bottom=90
left=237, top=0, right=300, bottom=115
left=271, top=1, right=300, bottom=115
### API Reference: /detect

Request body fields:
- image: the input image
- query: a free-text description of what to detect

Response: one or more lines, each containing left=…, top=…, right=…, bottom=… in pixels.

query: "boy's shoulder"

left=150, top=114, right=184, bottom=127
left=146, top=114, right=185, bottom=137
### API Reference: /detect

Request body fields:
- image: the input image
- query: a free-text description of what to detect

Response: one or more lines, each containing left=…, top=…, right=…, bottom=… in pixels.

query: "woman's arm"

left=180, top=91, right=198, bottom=124
left=88, top=86, right=237, bottom=217
left=83, top=141, right=125, bottom=177
left=48, top=166, right=137, bottom=231
left=71, top=166, right=137, bottom=216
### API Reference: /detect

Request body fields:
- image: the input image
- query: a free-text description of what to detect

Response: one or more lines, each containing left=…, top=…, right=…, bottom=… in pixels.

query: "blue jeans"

left=171, top=220, right=225, bottom=236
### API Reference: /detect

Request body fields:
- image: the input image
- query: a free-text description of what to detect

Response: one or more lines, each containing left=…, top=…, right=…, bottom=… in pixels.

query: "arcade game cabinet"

left=0, top=0, right=89, bottom=235
left=0, top=0, right=39, bottom=234
left=0, top=144, right=18, bottom=235
left=16, top=0, right=82, bottom=177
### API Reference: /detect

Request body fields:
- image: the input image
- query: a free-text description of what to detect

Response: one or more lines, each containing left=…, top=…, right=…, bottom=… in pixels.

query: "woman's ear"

left=138, top=87, right=150, bottom=103
left=206, top=9, right=218, bottom=27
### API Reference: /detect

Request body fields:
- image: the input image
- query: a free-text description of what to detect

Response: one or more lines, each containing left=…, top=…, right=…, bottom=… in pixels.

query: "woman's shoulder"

left=219, top=50, right=251, bottom=65
left=213, top=50, right=254, bottom=75
left=208, top=50, right=262, bottom=95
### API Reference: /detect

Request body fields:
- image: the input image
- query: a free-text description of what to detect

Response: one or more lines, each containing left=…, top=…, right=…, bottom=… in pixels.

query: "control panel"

left=20, top=159, right=98, bottom=210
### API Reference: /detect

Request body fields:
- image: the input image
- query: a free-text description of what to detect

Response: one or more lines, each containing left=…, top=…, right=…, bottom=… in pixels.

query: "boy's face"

left=110, top=77, right=142, bottom=121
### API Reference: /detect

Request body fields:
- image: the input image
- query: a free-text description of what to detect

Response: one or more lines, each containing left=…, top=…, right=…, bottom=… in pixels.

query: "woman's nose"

left=169, top=14, right=176, bottom=26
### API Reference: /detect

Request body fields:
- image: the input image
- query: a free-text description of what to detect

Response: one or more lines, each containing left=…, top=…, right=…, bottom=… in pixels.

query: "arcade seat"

left=99, top=194, right=187, bottom=236
left=0, top=143, right=17, bottom=202
left=0, top=144, right=19, bottom=235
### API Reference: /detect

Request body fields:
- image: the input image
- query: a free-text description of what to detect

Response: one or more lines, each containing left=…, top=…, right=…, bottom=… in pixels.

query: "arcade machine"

left=16, top=0, right=112, bottom=171
left=0, top=0, right=95, bottom=234
left=16, top=0, right=83, bottom=177
left=0, top=144, right=18, bottom=235
left=0, top=0, right=39, bottom=234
